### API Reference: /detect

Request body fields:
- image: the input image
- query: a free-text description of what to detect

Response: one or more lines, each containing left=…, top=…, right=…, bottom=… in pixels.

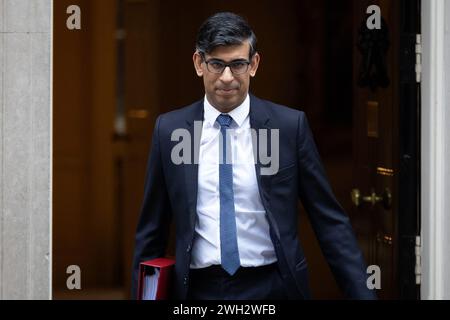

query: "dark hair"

left=195, top=12, right=257, bottom=59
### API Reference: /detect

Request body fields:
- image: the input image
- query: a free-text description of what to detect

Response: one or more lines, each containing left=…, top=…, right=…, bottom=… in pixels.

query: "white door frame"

left=421, top=0, right=450, bottom=300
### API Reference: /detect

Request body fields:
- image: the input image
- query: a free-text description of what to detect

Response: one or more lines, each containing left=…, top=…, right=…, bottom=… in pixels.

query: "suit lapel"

left=249, top=95, right=272, bottom=210
left=184, top=100, right=204, bottom=227
left=249, top=94, right=282, bottom=240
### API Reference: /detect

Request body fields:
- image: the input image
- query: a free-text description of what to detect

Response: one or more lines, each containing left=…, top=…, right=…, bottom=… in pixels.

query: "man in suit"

left=131, top=12, right=377, bottom=300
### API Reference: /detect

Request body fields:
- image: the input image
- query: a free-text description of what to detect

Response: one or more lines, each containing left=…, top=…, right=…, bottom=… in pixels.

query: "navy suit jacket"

left=131, top=94, right=377, bottom=300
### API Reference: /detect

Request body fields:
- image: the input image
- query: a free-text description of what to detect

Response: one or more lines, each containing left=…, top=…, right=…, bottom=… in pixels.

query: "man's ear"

left=249, top=52, right=260, bottom=77
left=193, top=52, right=204, bottom=77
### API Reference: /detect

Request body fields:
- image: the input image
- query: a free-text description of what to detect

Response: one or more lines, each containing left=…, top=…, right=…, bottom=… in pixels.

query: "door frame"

left=421, top=0, right=450, bottom=300
left=397, top=0, right=421, bottom=300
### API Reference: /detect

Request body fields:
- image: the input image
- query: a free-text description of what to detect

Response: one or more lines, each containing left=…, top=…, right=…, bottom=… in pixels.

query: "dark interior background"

left=53, top=0, right=355, bottom=299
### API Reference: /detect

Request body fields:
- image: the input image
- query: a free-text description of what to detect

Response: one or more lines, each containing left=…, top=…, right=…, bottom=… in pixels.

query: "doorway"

left=53, top=0, right=420, bottom=299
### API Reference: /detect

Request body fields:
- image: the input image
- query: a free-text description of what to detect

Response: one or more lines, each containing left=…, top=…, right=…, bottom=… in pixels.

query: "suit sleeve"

left=296, top=112, right=377, bottom=299
left=130, top=115, right=172, bottom=299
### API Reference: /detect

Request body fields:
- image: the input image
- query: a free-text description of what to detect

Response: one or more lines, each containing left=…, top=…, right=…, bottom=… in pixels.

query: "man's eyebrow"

left=207, top=58, right=249, bottom=63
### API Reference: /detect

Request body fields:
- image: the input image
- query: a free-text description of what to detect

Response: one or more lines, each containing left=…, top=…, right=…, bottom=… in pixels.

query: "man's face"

left=193, top=41, right=260, bottom=112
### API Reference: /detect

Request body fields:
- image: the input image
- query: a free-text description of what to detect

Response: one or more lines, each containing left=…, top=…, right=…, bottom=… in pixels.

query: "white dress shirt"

left=190, top=94, right=277, bottom=269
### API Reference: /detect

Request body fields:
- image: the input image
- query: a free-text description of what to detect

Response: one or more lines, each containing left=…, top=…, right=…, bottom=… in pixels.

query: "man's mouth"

left=217, top=88, right=237, bottom=94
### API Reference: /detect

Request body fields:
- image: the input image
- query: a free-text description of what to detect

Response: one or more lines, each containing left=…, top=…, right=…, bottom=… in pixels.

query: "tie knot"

left=216, top=114, right=233, bottom=128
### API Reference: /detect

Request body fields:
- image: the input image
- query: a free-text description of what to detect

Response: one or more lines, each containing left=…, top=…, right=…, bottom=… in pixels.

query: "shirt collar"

left=203, top=94, right=250, bottom=128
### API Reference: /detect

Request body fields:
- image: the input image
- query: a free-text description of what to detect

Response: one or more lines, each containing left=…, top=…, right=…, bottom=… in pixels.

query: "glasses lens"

left=230, top=62, right=249, bottom=74
left=207, top=61, right=225, bottom=74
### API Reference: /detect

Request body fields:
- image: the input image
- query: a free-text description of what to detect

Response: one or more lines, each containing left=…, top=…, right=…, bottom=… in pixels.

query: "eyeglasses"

left=201, top=54, right=251, bottom=75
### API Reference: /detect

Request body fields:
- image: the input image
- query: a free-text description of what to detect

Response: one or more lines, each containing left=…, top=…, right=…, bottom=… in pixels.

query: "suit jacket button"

left=186, top=244, right=191, bottom=252
left=183, top=276, right=188, bottom=285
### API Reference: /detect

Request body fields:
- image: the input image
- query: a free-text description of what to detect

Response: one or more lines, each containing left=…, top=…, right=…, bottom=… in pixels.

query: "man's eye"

left=210, top=62, right=224, bottom=69
left=232, top=62, right=246, bottom=68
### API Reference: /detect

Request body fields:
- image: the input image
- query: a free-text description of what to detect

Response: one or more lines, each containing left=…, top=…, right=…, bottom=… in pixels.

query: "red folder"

left=137, top=257, right=175, bottom=300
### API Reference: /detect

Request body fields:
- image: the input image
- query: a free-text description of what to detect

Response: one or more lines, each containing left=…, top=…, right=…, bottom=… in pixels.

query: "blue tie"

left=216, top=114, right=240, bottom=275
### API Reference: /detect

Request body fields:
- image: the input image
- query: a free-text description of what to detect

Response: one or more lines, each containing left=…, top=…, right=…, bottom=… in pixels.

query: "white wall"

left=421, top=0, right=450, bottom=300
left=0, top=0, right=52, bottom=299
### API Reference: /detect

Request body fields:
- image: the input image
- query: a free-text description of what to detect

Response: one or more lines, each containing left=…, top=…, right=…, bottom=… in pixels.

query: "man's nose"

left=219, top=66, right=234, bottom=82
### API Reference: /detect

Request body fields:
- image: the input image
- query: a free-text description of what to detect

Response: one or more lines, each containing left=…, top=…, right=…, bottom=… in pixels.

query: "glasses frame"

left=200, top=53, right=251, bottom=75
